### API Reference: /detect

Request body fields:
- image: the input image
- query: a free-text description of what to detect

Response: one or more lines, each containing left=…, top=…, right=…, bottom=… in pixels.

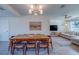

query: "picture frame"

left=29, top=21, right=41, bottom=30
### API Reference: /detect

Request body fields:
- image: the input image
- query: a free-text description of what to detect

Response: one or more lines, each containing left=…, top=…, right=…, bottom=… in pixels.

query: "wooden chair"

left=26, top=34, right=36, bottom=48
left=8, top=36, right=15, bottom=51
left=48, top=35, right=53, bottom=49
left=11, top=40, right=25, bottom=55
left=37, top=40, right=49, bottom=55
left=25, top=41, right=38, bottom=55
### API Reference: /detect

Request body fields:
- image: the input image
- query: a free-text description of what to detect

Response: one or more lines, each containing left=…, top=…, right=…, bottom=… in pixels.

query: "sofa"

left=70, top=36, right=79, bottom=45
left=60, top=32, right=79, bottom=45
left=59, top=32, right=74, bottom=40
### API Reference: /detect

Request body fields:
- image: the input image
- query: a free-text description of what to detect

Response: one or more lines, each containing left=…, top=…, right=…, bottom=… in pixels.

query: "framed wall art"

left=29, top=22, right=41, bottom=30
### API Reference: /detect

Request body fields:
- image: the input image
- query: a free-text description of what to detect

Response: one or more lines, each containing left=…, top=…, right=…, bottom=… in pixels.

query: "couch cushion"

left=71, top=36, right=79, bottom=40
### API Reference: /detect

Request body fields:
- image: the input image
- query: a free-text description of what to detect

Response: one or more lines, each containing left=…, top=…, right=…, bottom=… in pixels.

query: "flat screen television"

left=50, top=25, right=58, bottom=31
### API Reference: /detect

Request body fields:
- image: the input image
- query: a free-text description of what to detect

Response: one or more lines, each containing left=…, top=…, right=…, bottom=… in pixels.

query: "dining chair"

left=8, top=36, right=15, bottom=51
left=48, top=35, right=53, bottom=49
left=25, top=41, right=38, bottom=55
left=37, top=40, right=49, bottom=55
left=27, top=34, right=36, bottom=46
left=11, top=40, right=25, bottom=55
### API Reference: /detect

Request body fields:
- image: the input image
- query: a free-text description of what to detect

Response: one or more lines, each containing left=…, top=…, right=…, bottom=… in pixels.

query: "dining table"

left=9, top=34, right=50, bottom=54
left=10, top=34, right=49, bottom=41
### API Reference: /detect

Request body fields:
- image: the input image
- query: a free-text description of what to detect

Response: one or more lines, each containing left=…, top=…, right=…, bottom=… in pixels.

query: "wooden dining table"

left=10, top=34, right=50, bottom=54
left=10, top=34, right=50, bottom=41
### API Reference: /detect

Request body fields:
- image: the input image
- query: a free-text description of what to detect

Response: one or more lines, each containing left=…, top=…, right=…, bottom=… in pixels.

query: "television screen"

left=50, top=25, right=58, bottom=31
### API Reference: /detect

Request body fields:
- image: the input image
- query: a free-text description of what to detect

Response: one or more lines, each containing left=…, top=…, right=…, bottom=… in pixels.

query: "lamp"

left=28, top=4, right=43, bottom=15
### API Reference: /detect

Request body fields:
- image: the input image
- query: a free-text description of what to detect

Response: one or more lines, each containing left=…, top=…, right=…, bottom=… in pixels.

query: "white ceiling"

left=0, top=4, right=79, bottom=18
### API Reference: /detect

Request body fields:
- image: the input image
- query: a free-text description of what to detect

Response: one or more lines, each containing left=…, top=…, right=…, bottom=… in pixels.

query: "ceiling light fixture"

left=28, top=4, right=43, bottom=15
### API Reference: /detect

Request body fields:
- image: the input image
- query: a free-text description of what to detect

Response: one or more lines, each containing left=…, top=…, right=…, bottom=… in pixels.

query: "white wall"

left=0, top=15, right=49, bottom=41
left=0, top=19, right=9, bottom=41
left=49, top=17, right=64, bottom=32
left=9, top=16, right=49, bottom=36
